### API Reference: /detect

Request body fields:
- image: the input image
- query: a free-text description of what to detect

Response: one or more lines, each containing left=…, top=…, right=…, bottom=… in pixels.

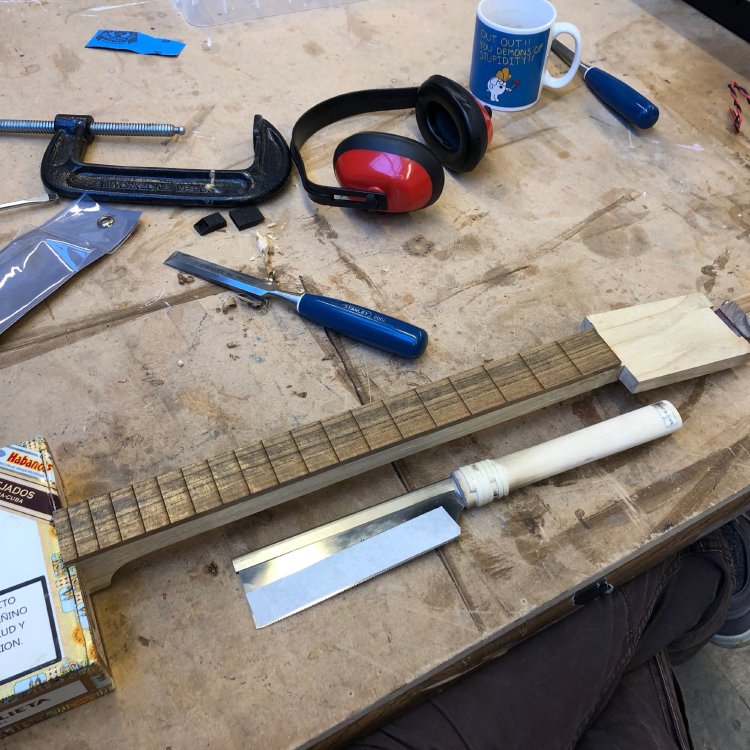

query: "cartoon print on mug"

left=470, top=0, right=581, bottom=112
left=487, top=68, right=520, bottom=102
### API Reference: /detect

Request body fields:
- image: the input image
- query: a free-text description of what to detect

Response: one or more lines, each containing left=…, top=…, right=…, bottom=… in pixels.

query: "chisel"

left=164, top=251, right=428, bottom=358
left=551, top=40, right=659, bottom=129
left=234, top=401, right=682, bottom=627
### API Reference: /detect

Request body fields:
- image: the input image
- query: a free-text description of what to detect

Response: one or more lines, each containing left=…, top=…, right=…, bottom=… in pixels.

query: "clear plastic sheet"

left=175, top=0, right=362, bottom=27
left=0, top=196, right=141, bottom=335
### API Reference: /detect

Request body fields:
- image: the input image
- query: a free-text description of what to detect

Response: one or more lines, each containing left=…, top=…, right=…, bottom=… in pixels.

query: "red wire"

left=728, top=81, right=750, bottom=133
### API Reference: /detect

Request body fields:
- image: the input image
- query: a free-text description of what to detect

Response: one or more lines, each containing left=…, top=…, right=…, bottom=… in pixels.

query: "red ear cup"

left=333, top=132, right=445, bottom=213
left=475, top=97, right=494, bottom=146
left=415, top=75, right=491, bottom=173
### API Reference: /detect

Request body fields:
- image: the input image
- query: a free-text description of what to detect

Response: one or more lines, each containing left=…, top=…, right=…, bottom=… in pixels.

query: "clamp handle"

left=40, top=114, right=291, bottom=207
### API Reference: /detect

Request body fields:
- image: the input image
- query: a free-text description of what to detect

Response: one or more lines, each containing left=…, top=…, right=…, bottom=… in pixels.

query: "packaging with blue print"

left=0, top=195, right=141, bottom=337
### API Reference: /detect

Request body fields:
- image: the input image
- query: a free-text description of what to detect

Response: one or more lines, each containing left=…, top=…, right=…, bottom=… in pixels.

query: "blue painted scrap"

left=86, top=29, right=185, bottom=57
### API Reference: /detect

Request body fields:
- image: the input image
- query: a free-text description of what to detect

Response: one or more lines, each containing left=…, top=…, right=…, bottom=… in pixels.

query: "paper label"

left=0, top=679, right=86, bottom=729
left=0, top=475, right=58, bottom=520
left=0, top=577, right=61, bottom=686
left=0, top=445, right=54, bottom=488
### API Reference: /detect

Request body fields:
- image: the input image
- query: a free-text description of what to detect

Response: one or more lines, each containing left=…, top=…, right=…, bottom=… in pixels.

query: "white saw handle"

left=452, top=401, right=682, bottom=509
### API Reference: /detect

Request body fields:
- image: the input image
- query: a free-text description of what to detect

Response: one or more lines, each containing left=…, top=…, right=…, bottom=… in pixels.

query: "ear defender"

left=333, top=132, right=445, bottom=213
left=415, top=74, right=493, bottom=173
left=290, top=75, right=493, bottom=213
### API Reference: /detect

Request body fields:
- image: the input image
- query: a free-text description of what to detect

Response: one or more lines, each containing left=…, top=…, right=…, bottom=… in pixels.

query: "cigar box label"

left=0, top=577, right=61, bottom=687
left=0, top=679, right=86, bottom=729
left=0, top=446, right=54, bottom=486
left=0, top=475, right=59, bottom=521
left=0, top=436, right=113, bottom=736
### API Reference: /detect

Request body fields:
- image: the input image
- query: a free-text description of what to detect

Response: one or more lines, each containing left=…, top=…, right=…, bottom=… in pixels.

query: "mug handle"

left=543, top=22, right=581, bottom=89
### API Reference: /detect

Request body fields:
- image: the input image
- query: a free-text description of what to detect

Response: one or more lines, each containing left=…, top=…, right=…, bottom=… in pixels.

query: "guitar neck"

left=53, top=292, right=750, bottom=591
left=53, top=329, right=621, bottom=590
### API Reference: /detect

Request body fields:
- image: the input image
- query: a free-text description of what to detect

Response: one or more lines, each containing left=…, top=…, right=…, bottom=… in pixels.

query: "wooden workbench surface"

left=1, top=0, right=748, bottom=746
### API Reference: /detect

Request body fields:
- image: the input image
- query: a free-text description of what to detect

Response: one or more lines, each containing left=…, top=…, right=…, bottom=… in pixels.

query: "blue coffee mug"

left=470, top=0, right=581, bottom=111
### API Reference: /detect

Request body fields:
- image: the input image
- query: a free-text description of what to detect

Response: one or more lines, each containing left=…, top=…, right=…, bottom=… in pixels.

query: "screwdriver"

left=164, top=251, right=428, bottom=358
left=551, top=40, right=659, bottom=129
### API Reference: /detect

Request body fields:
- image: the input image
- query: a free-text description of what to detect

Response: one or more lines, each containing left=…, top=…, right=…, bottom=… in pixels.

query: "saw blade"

left=234, top=480, right=464, bottom=627
left=244, top=507, right=461, bottom=628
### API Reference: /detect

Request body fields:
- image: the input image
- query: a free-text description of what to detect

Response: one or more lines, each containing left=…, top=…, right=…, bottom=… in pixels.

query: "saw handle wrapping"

left=452, top=401, right=682, bottom=509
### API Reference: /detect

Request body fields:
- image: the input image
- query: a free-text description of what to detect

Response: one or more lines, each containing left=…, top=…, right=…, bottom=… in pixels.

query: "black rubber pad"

left=229, top=205, right=264, bottom=231
left=194, top=212, right=227, bottom=236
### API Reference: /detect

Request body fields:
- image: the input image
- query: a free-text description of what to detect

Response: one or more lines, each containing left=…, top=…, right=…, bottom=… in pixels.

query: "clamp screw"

left=0, top=119, right=184, bottom=137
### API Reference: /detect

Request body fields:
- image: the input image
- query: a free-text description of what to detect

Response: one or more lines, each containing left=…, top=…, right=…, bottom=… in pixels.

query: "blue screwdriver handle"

left=297, top=294, right=428, bottom=358
left=583, top=67, right=659, bottom=129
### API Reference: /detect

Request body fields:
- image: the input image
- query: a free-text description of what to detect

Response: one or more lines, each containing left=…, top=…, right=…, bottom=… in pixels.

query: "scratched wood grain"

left=3, top=1, right=750, bottom=749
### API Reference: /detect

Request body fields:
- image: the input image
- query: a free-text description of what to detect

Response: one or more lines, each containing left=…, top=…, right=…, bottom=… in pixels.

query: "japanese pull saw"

left=164, top=251, right=428, bottom=358
left=234, top=400, right=682, bottom=627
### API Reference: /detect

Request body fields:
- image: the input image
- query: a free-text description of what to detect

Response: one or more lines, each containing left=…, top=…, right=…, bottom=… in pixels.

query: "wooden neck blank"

left=53, top=329, right=621, bottom=590
left=52, top=292, right=750, bottom=592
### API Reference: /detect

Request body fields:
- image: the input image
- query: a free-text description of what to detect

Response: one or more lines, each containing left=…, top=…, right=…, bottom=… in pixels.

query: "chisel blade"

left=551, top=39, right=585, bottom=71
left=164, top=250, right=281, bottom=300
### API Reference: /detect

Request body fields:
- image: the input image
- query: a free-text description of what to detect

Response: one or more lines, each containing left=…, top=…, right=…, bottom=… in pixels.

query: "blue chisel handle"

left=584, top=67, right=659, bottom=129
left=297, top=294, right=428, bottom=358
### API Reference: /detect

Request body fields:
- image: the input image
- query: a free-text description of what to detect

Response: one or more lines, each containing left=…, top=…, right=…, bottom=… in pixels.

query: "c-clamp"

left=0, top=113, right=291, bottom=207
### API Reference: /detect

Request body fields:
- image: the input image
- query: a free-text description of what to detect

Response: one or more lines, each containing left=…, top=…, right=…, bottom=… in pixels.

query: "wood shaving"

left=256, top=232, right=270, bottom=254
left=221, top=296, right=238, bottom=314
